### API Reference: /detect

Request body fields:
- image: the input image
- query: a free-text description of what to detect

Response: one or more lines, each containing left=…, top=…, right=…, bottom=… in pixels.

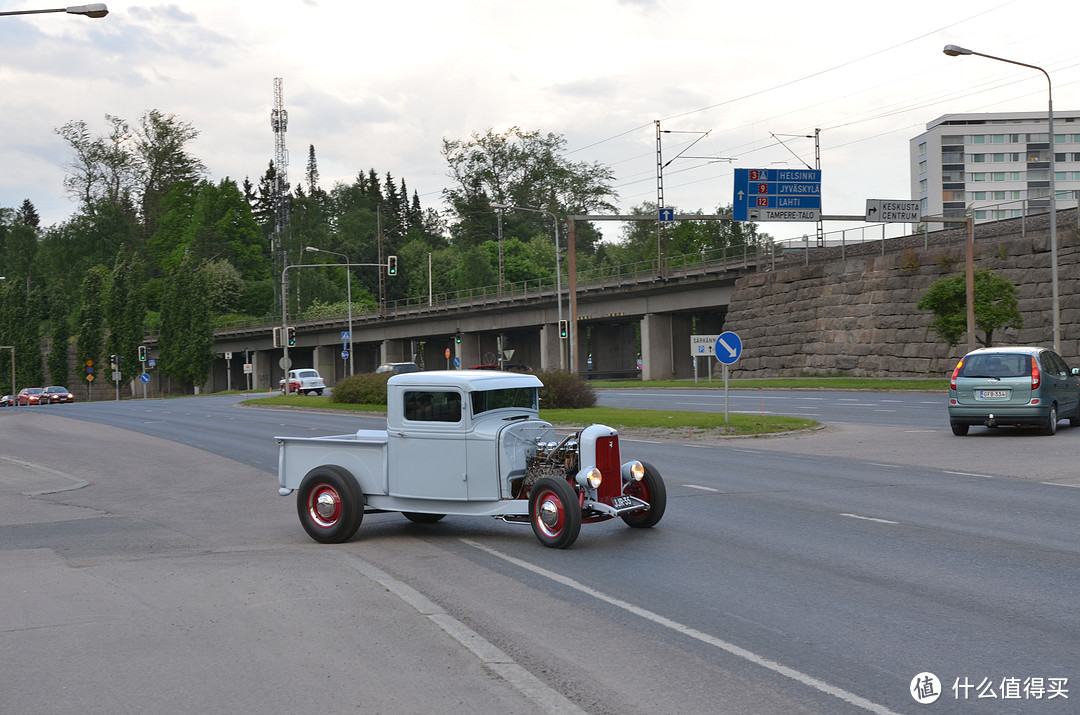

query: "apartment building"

left=911, top=111, right=1080, bottom=222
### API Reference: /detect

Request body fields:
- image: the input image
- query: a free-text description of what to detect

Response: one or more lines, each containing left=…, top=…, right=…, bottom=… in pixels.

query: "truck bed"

left=277, top=430, right=388, bottom=495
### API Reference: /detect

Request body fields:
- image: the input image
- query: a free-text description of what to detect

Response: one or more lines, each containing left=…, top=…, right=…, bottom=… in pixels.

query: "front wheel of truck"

left=297, top=466, right=364, bottom=543
left=529, top=478, right=581, bottom=549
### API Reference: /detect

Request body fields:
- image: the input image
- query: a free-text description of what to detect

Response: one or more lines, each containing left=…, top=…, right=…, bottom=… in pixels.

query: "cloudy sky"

left=1, top=0, right=1077, bottom=244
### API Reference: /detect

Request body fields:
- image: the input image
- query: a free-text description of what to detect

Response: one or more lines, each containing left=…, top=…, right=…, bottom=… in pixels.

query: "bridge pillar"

left=539, top=323, right=565, bottom=372
left=588, top=323, right=637, bottom=378
left=381, top=339, right=410, bottom=364
left=641, top=313, right=693, bottom=380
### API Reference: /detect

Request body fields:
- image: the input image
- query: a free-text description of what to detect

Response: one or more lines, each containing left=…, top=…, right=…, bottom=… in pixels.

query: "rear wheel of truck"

left=297, top=466, right=364, bottom=543
left=529, top=477, right=581, bottom=549
left=620, top=461, right=667, bottom=529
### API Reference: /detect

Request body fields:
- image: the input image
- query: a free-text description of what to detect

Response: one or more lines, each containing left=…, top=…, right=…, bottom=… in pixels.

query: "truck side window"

left=404, top=391, right=461, bottom=422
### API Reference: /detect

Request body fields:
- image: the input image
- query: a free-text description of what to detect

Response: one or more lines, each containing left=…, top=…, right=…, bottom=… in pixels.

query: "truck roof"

left=388, top=370, right=543, bottom=392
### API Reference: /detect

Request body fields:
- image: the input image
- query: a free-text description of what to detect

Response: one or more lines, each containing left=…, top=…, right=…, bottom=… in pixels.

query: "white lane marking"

left=839, top=513, right=900, bottom=525
left=684, top=484, right=719, bottom=492
left=944, top=471, right=994, bottom=479
left=1040, top=482, right=1080, bottom=488
left=341, top=552, right=583, bottom=714
left=462, top=539, right=901, bottom=715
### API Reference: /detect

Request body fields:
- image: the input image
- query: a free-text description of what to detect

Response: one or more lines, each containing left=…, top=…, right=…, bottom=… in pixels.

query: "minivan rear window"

left=958, top=353, right=1029, bottom=378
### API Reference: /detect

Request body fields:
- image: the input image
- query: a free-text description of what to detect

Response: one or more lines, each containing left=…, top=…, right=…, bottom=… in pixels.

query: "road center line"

left=839, top=513, right=900, bottom=525
left=461, top=539, right=901, bottom=715
left=684, top=484, right=719, bottom=492
left=944, top=471, right=994, bottom=479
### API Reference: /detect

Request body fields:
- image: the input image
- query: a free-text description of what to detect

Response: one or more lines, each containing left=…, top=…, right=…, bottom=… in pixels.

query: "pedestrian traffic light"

left=387, top=255, right=398, bottom=276
left=138, top=345, right=147, bottom=361
left=558, top=319, right=569, bottom=339
left=287, top=326, right=296, bottom=347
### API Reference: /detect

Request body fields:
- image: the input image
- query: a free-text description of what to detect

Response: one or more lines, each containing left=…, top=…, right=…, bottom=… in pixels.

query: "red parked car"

left=16, top=387, right=44, bottom=405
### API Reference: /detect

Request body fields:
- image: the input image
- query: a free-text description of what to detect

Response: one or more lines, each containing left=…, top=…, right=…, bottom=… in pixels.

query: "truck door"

left=387, top=389, right=468, bottom=500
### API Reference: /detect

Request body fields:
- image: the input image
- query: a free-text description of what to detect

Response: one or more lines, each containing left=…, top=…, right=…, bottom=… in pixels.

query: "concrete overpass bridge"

left=176, top=248, right=754, bottom=393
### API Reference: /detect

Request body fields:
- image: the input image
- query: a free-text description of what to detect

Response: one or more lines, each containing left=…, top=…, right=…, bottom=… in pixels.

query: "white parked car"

left=280, top=368, right=326, bottom=396
left=275, top=370, right=666, bottom=548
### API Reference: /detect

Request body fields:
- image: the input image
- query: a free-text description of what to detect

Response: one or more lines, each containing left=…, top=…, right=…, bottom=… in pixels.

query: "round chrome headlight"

left=575, top=466, right=602, bottom=489
left=621, top=460, right=645, bottom=482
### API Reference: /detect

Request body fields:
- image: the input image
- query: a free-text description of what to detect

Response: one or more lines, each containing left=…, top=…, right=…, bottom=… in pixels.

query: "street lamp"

left=506, top=205, right=566, bottom=370
left=943, top=44, right=1060, bottom=352
left=306, top=246, right=354, bottom=377
left=0, top=4, right=109, bottom=18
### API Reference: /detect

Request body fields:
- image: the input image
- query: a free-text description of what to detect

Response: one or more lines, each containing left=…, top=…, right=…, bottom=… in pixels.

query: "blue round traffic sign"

left=139, top=373, right=150, bottom=383
left=715, top=331, right=743, bottom=365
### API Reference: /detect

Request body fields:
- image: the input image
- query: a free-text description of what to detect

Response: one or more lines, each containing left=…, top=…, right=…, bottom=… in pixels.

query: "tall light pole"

left=943, top=44, right=1060, bottom=352
left=306, top=246, right=354, bottom=377
left=0, top=4, right=109, bottom=18
left=507, top=205, right=566, bottom=370
left=490, top=203, right=508, bottom=296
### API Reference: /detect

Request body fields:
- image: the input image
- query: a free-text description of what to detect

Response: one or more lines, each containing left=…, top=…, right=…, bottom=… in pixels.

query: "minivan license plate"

left=979, top=389, right=1008, bottom=399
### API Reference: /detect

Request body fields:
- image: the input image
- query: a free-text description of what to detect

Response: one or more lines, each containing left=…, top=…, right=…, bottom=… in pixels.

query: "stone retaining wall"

left=723, top=210, right=1080, bottom=377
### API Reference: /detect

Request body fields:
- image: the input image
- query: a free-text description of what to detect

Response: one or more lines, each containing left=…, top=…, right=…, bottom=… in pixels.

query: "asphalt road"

left=2, top=393, right=1077, bottom=714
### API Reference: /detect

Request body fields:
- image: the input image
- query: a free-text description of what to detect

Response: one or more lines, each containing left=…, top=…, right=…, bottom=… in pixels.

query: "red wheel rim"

left=307, top=483, right=342, bottom=528
left=534, top=488, right=566, bottom=538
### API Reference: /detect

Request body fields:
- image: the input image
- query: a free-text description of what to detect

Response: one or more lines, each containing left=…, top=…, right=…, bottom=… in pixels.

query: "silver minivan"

left=948, top=346, right=1080, bottom=436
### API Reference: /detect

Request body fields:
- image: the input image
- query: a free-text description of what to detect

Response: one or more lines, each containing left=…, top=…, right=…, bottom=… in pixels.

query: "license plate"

left=611, top=495, right=636, bottom=509
left=979, top=390, right=1008, bottom=399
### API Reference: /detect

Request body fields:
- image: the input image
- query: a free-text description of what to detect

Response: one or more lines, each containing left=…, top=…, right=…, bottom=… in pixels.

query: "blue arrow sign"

left=715, top=331, right=742, bottom=365
left=341, top=350, right=349, bottom=360
left=658, top=207, right=675, bottom=222
left=140, top=373, right=150, bottom=383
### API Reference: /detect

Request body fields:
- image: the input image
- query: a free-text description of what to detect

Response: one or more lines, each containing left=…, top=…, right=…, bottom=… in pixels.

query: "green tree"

left=75, top=266, right=109, bottom=399
left=105, top=248, right=147, bottom=385
left=441, top=127, right=616, bottom=252
left=917, top=269, right=1023, bottom=348
left=159, top=255, right=214, bottom=392
left=46, top=296, right=71, bottom=387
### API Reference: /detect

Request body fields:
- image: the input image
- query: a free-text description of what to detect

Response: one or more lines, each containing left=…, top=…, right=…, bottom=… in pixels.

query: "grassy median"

left=243, top=394, right=817, bottom=437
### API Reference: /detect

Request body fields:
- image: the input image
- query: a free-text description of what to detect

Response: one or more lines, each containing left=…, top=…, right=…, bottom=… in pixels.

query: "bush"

left=330, top=372, right=391, bottom=405
left=536, top=369, right=596, bottom=409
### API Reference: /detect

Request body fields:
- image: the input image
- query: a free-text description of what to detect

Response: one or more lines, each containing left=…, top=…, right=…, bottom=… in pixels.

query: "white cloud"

left=0, top=0, right=1075, bottom=244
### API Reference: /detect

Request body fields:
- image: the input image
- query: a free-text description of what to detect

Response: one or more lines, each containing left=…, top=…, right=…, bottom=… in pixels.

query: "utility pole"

left=271, top=77, right=290, bottom=318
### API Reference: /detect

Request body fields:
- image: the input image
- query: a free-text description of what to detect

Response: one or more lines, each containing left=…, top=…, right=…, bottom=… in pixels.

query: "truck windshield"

left=471, top=387, right=537, bottom=415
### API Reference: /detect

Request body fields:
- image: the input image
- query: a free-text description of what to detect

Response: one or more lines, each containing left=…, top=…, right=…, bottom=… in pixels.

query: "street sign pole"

left=714, top=331, right=743, bottom=426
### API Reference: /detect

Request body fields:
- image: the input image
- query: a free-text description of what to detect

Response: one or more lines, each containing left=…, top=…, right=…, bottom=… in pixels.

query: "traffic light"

left=273, top=327, right=284, bottom=348
left=138, top=345, right=147, bottom=362
left=287, top=326, right=297, bottom=347
left=558, top=319, right=569, bottom=339
left=109, top=354, right=117, bottom=369
left=387, top=255, right=398, bottom=276
left=455, top=330, right=461, bottom=344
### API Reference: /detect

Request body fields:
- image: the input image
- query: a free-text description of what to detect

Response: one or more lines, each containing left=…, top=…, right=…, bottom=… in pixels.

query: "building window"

left=1029, top=133, right=1049, bottom=142
left=918, top=160, right=927, bottom=175
left=1028, top=150, right=1049, bottom=162
left=971, top=135, right=986, bottom=144
left=972, top=172, right=986, bottom=182
left=973, top=191, right=986, bottom=200
left=943, top=135, right=963, bottom=144
left=919, top=179, right=927, bottom=192
left=971, top=154, right=986, bottom=163
left=991, top=134, right=1005, bottom=144
left=919, top=142, right=927, bottom=156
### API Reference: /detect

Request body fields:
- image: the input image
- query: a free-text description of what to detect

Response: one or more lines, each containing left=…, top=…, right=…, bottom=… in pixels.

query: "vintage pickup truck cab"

left=276, top=370, right=666, bottom=548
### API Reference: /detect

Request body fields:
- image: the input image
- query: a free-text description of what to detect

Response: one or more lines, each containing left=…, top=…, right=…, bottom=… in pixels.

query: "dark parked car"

left=42, top=386, right=74, bottom=404
left=16, top=387, right=44, bottom=406
left=375, top=362, right=420, bottom=375
left=0, top=394, right=13, bottom=407
left=948, top=346, right=1080, bottom=436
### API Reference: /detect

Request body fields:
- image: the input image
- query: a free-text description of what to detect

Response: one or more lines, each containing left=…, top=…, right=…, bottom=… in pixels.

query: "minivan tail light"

left=1031, top=356, right=1041, bottom=390
left=950, top=359, right=963, bottom=390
